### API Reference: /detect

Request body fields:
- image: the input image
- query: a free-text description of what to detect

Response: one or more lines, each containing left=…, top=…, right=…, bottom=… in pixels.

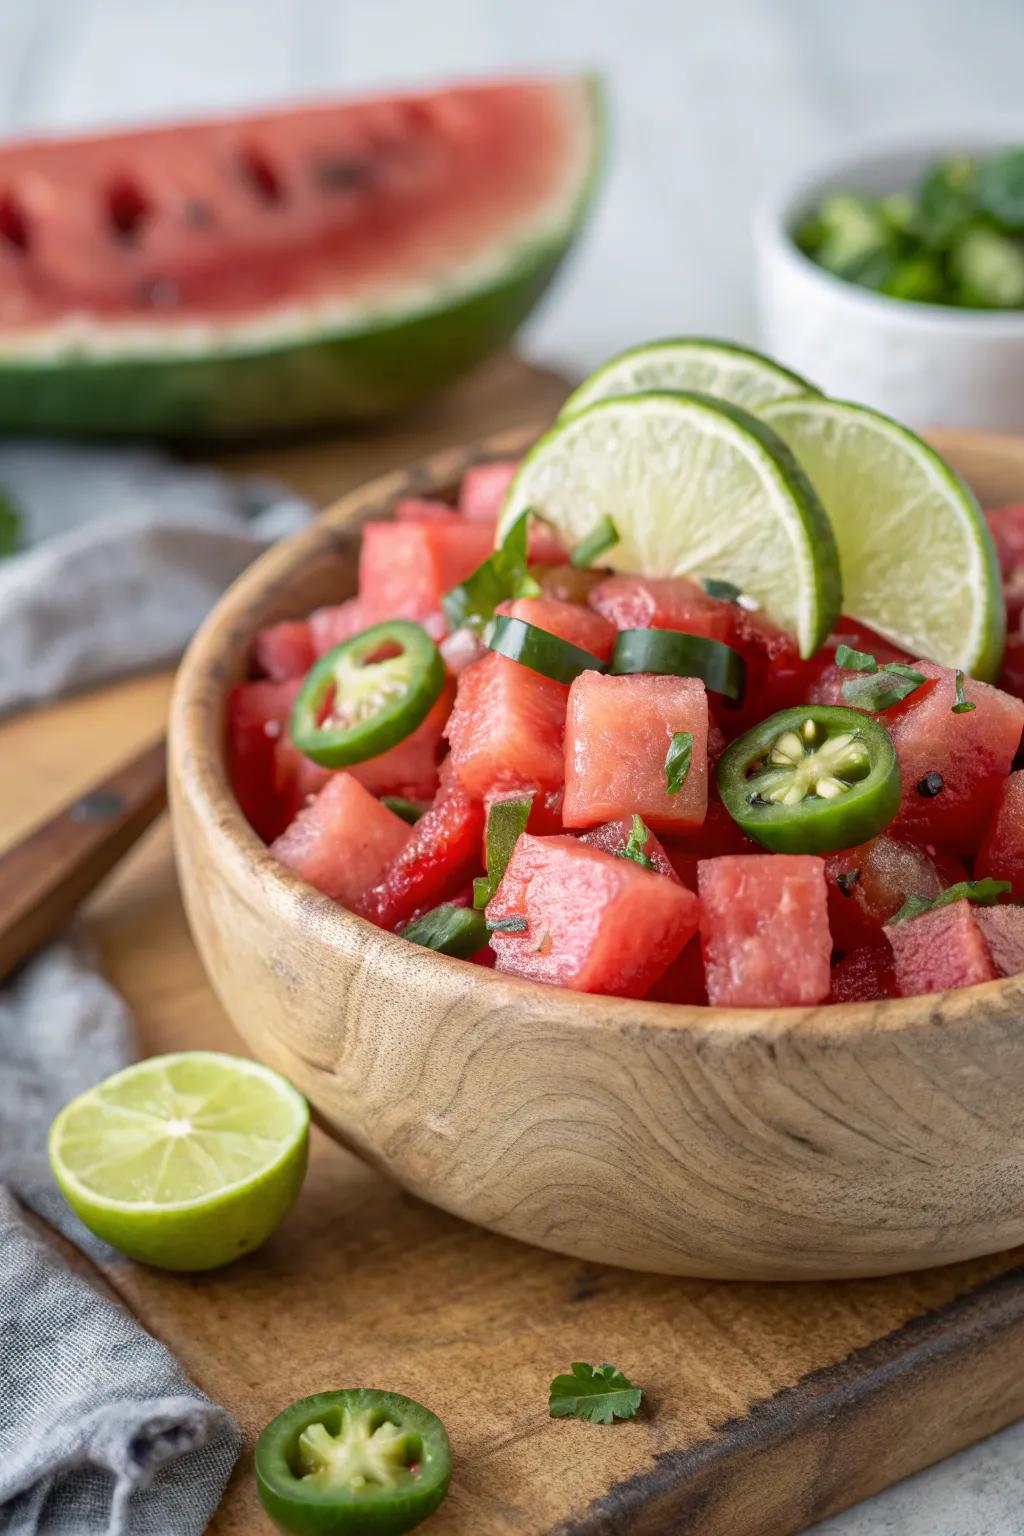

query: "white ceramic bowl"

left=755, top=135, right=1024, bottom=432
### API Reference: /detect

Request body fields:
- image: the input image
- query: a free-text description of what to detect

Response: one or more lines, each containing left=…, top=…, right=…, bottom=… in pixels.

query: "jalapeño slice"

left=255, top=1387, right=451, bottom=1536
left=717, top=704, right=900, bottom=854
left=488, top=614, right=605, bottom=683
left=401, top=904, right=489, bottom=958
left=609, top=629, right=745, bottom=700
left=290, top=621, right=444, bottom=769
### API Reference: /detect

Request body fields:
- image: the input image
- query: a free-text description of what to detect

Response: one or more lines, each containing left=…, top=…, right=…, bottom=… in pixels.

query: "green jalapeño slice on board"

left=256, top=1388, right=452, bottom=1536
left=717, top=705, right=900, bottom=853
left=498, top=392, right=841, bottom=658
left=290, top=620, right=445, bottom=768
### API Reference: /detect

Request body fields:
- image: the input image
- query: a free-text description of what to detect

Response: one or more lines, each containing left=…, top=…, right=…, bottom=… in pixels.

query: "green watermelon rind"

left=0, top=78, right=604, bottom=440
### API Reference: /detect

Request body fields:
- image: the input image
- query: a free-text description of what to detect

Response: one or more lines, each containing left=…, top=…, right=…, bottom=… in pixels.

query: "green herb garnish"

left=474, top=793, right=534, bottom=908
left=952, top=670, right=977, bottom=713
left=381, top=796, right=425, bottom=825
left=834, top=644, right=878, bottom=673
left=401, top=904, right=489, bottom=957
left=889, top=878, right=1011, bottom=927
left=442, top=509, right=533, bottom=634
left=487, top=915, right=528, bottom=935
left=665, top=731, right=693, bottom=794
left=570, top=515, right=619, bottom=570
left=614, top=813, right=655, bottom=871
left=701, top=576, right=743, bottom=603
left=548, top=1362, right=643, bottom=1425
left=842, top=662, right=926, bottom=712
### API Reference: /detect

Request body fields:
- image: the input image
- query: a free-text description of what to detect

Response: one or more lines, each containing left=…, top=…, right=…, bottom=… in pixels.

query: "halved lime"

left=560, top=338, right=819, bottom=418
left=761, top=395, right=1005, bottom=679
left=498, top=392, right=841, bottom=657
left=49, top=1051, right=309, bottom=1271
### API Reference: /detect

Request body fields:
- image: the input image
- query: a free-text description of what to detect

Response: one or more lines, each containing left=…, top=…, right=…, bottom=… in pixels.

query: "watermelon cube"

left=986, top=503, right=1024, bottom=580
left=394, top=497, right=460, bottom=523
left=253, top=619, right=316, bottom=682
left=536, top=565, right=607, bottom=606
left=368, top=759, right=486, bottom=930
left=227, top=677, right=303, bottom=843
left=578, top=817, right=680, bottom=881
left=310, top=598, right=368, bottom=656
left=646, top=937, right=708, bottom=1005
left=827, top=943, right=897, bottom=1004
left=562, top=671, right=708, bottom=832
left=459, top=461, right=519, bottom=521
left=698, top=855, right=831, bottom=1008
left=358, top=520, right=496, bottom=624
left=884, top=900, right=998, bottom=996
left=824, top=835, right=966, bottom=953
left=588, top=574, right=733, bottom=642
left=501, top=595, right=616, bottom=662
left=486, top=833, right=699, bottom=997
left=998, top=630, right=1024, bottom=702
left=885, top=660, right=1024, bottom=851
left=348, top=684, right=453, bottom=800
left=272, top=735, right=333, bottom=827
left=270, top=773, right=410, bottom=913
left=975, top=771, right=1024, bottom=898
left=445, top=652, right=567, bottom=799
left=975, top=905, right=1024, bottom=977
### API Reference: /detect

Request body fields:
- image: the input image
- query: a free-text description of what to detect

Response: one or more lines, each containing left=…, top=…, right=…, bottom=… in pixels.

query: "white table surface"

left=5, top=2, right=1024, bottom=1531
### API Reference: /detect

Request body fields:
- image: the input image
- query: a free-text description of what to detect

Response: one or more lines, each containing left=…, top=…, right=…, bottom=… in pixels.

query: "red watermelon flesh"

left=269, top=772, right=410, bottom=913
left=445, top=651, right=567, bottom=799
left=698, top=855, right=831, bottom=1008
left=646, top=936, right=708, bottom=1004
left=459, top=461, right=519, bottom=520
left=394, top=497, right=460, bottom=524
left=563, top=671, right=708, bottom=832
left=824, top=836, right=966, bottom=953
left=998, top=630, right=1024, bottom=701
left=309, top=598, right=367, bottom=656
left=483, top=787, right=564, bottom=855
left=828, top=944, right=897, bottom=1004
left=253, top=619, right=316, bottom=682
left=884, top=901, right=998, bottom=996
left=588, top=575, right=732, bottom=642
left=227, top=676, right=303, bottom=842
left=986, top=504, right=1024, bottom=580
left=976, top=770, right=1024, bottom=898
left=535, top=565, right=607, bottom=606
left=368, top=758, right=485, bottom=930
left=579, top=818, right=680, bottom=881
left=974, top=905, right=1024, bottom=977
left=501, top=595, right=616, bottom=662
left=486, top=833, right=698, bottom=997
left=359, top=519, right=496, bottom=625
left=272, top=735, right=332, bottom=826
left=884, top=660, right=1024, bottom=851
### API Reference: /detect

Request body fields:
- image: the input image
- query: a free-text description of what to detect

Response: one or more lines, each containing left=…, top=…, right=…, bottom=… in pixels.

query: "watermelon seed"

left=106, top=176, right=152, bottom=244
left=916, top=771, right=945, bottom=798
left=238, top=143, right=284, bottom=205
left=0, top=191, right=30, bottom=253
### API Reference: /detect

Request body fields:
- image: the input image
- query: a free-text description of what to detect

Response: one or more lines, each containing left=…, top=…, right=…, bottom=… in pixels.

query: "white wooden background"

left=4, top=2, right=1024, bottom=1532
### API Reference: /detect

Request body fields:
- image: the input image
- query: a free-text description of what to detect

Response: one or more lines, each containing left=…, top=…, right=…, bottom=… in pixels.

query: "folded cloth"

left=0, top=441, right=310, bottom=715
left=0, top=940, right=243, bottom=1536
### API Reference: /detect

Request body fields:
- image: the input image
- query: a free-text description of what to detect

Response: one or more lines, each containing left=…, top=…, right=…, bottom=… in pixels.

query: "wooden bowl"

left=169, top=425, right=1024, bottom=1281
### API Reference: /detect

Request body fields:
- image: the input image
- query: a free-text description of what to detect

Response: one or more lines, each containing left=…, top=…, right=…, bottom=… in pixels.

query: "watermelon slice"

left=884, top=901, right=998, bottom=996
left=445, top=652, right=567, bottom=799
left=0, top=79, right=600, bottom=438
left=486, top=833, right=699, bottom=997
left=698, top=855, right=831, bottom=1008
left=588, top=575, right=733, bottom=642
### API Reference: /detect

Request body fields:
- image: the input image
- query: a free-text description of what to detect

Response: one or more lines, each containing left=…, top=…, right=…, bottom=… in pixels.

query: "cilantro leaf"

left=842, top=662, right=926, bottom=711
left=570, top=515, right=619, bottom=570
left=474, top=793, right=534, bottom=908
left=400, top=904, right=489, bottom=958
left=615, top=813, right=655, bottom=870
left=442, top=509, right=533, bottom=634
left=952, top=670, right=977, bottom=713
left=834, top=644, right=877, bottom=673
left=888, top=878, right=1011, bottom=926
left=0, top=490, right=22, bottom=559
left=665, top=731, right=693, bottom=794
left=549, top=1362, right=643, bottom=1424
left=487, top=915, right=528, bottom=935
left=701, top=576, right=743, bottom=603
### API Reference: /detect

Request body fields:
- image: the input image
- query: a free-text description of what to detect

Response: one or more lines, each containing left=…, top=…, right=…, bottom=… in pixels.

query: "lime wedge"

left=498, top=391, right=841, bottom=657
left=560, top=338, right=819, bottom=418
left=49, top=1051, right=309, bottom=1271
left=761, top=395, right=1005, bottom=679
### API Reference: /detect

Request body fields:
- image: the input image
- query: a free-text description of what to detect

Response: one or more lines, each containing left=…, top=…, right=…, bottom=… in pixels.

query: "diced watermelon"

left=885, top=660, right=1024, bottom=852
left=824, top=835, right=966, bottom=952
left=270, top=773, right=410, bottom=913
left=272, top=734, right=332, bottom=826
left=349, top=684, right=453, bottom=800
left=227, top=677, right=303, bottom=842
left=884, top=900, right=998, bottom=996
left=976, top=770, right=1024, bottom=897
left=579, top=818, right=680, bottom=881
left=974, top=905, right=1024, bottom=977
left=698, top=854, right=831, bottom=1007
left=998, top=630, right=1024, bottom=701
left=486, top=833, right=698, bottom=996
left=483, top=786, right=564, bottom=856
left=589, top=574, right=733, bottom=642
left=562, top=671, right=708, bottom=832
left=535, top=565, right=607, bottom=606
left=646, top=937, right=708, bottom=1004
left=358, top=520, right=496, bottom=624
left=367, top=758, right=486, bottom=930
left=445, top=651, right=567, bottom=799
left=828, top=943, right=897, bottom=1003
left=310, top=598, right=368, bottom=656
left=459, top=461, right=519, bottom=520
left=802, top=623, right=912, bottom=707
left=501, top=595, right=616, bottom=662
left=986, top=504, right=1024, bottom=580
left=253, top=619, right=316, bottom=682
left=662, top=799, right=759, bottom=891
left=394, top=497, right=460, bottom=523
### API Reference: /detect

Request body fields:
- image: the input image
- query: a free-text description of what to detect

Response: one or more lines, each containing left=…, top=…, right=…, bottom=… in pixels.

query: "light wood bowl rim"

left=169, top=422, right=1024, bottom=1042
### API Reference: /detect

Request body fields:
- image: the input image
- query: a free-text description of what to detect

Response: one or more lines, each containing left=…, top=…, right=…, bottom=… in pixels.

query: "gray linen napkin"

left=0, top=444, right=313, bottom=1533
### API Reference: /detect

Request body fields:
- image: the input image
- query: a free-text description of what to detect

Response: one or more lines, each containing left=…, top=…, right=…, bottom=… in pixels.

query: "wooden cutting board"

left=5, top=353, right=1024, bottom=1536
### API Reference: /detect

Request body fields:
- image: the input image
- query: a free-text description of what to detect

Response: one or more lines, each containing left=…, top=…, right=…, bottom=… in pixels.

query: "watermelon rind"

left=0, top=78, right=603, bottom=440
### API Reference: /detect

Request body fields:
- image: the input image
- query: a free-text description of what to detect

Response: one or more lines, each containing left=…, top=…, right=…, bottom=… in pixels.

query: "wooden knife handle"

left=0, top=737, right=167, bottom=982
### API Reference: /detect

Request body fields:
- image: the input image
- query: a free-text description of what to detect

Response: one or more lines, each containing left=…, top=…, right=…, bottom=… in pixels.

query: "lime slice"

left=560, top=338, right=819, bottom=418
left=49, top=1051, right=309, bottom=1271
left=761, top=395, right=1005, bottom=679
left=498, top=391, right=841, bottom=657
